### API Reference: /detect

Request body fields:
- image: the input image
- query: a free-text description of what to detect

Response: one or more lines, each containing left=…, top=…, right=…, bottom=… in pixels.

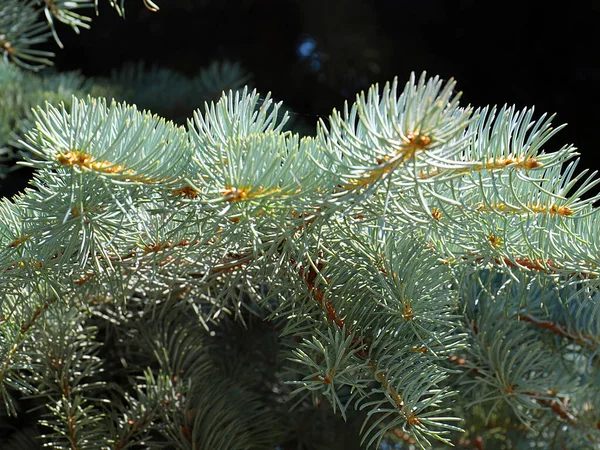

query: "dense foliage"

left=1, top=1, right=599, bottom=449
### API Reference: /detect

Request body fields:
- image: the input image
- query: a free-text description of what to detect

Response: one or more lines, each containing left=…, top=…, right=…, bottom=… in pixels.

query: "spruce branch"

left=0, top=0, right=160, bottom=70
left=0, top=0, right=54, bottom=69
left=15, top=304, right=109, bottom=449
left=22, top=96, right=191, bottom=185
left=42, top=0, right=94, bottom=48
left=280, top=224, right=465, bottom=448
left=445, top=270, right=599, bottom=447
left=1, top=72, right=599, bottom=448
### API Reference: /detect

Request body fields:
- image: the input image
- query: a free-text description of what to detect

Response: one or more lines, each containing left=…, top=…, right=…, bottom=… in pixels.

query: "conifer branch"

left=2, top=68, right=599, bottom=449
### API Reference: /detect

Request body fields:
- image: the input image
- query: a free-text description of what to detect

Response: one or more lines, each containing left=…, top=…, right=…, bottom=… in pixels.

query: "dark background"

left=29, top=1, right=600, bottom=196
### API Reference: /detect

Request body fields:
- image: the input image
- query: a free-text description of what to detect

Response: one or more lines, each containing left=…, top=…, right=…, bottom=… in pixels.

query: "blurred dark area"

left=5, top=0, right=600, bottom=198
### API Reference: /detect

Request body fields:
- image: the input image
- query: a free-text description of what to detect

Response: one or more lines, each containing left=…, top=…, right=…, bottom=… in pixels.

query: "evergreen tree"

left=1, top=1, right=599, bottom=449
